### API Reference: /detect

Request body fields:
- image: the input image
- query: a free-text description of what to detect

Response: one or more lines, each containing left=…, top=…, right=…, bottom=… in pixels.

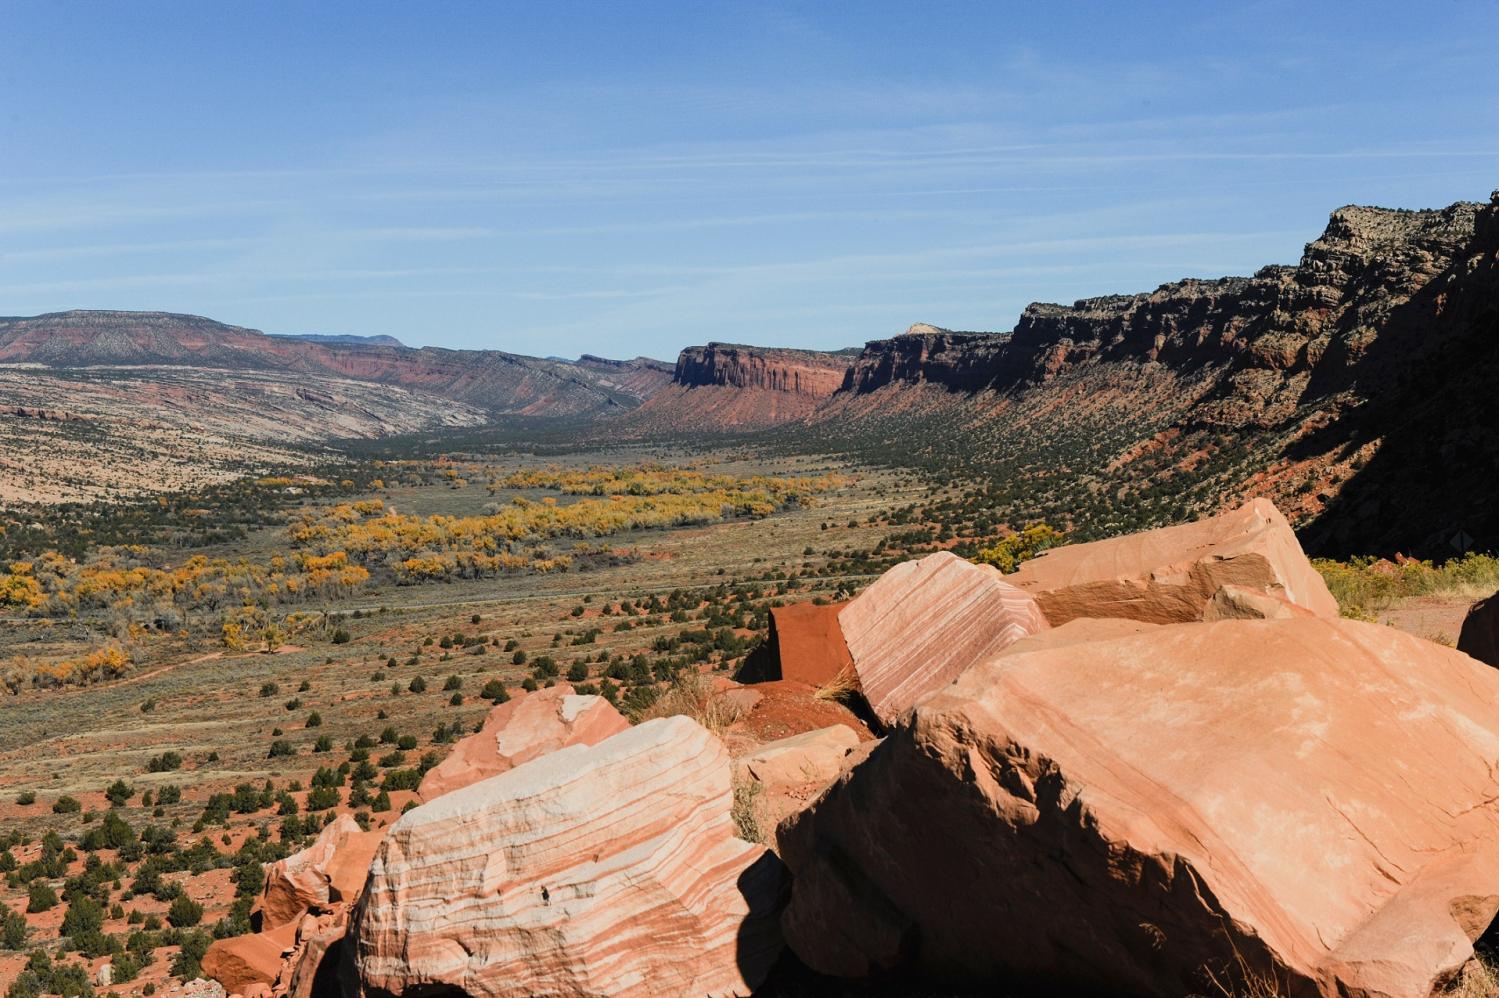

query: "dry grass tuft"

left=1199, top=934, right=1291, bottom=998
left=811, top=668, right=860, bottom=704
left=731, top=772, right=766, bottom=843
left=1444, top=952, right=1499, bottom=997
left=634, top=670, right=743, bottom=735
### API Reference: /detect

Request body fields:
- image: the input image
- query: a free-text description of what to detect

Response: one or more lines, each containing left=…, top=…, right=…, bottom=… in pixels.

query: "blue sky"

left=2, top=1, right=1496, bottom=359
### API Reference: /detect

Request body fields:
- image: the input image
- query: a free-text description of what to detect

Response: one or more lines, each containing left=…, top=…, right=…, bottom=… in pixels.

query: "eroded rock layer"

left=260, top=814, right=383, bottom=931
left=352, top=716, right=785, bottom=998
left=838, top=551, right=1047, bottom=726
left=1007, top=497, right=1339, bottom=624
left=416, top=683, right=629, bottom=801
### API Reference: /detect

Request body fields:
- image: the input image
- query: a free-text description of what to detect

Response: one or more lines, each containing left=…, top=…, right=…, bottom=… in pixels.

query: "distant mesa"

left=626, top=340, right=861, bottom=433
left=271, top=332, right=406, bottom=346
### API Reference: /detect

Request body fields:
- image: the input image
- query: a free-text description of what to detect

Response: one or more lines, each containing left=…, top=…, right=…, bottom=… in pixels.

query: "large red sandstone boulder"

left=260, top=814, right=383, bottom=931
left=273, top=910, right=353, bottom=998
left=767, top=601, right=853, bottom=687
left=352, top=716, right=785, bottom=998
left=1007, top=498, right=1339, bottom=624
left=202, top=921, right=297, bottom=993
left=416, top=682, right=629, bottom=801
left=838, top=551, right=1047, bottom=726
left=778, top=617, right=1499, bottom=997
left=1459, top=591, right=1499, bottom=667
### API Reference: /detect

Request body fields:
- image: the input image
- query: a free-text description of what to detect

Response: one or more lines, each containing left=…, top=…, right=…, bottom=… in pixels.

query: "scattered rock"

left=1007, top=498, right=1339, bottom=624
left=838, top=551, right=1048, bottom=726
left=736, top=724, right=861, bottom=790
left=416, top=682, right=629, bottom=801
left=275, top=910, right=354, bottom=998
left=1203, top=582, right=1315, bottom=620
left=202, top=922, right=297, bottom=993
left=260, top=813, right=382, bottom=931
left=1459, top=590, right=1499, bottom=667
left=766, top=601, right=853, bottom=687
left=162, top=981, right=228, bottom=998
left=352, top=716, right=786, bottom=998
left=779, top=617, right=1499, bottom=996
left=712, top=675, right=764, bottom=715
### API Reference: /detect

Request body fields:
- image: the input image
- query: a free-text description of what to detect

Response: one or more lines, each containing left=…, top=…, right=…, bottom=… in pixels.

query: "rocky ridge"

left=0, top=310, right=673, bottom=418
left=785, top=192, right=1499, bottom=556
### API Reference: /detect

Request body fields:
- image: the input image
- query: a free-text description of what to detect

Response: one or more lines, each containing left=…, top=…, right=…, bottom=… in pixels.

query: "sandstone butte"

left=416, top=682, right=630, bottom=801
left=351, top=715, right=786, bottom=998
left=1458, top=590, right=1499, bottom=667
left=838, top=550, right=1048, bottom=727
left=778, top=616, right=1499, bottom=997
left=765, top=600, right=852, bottom=687
left=1006, top=497, right=1340, bottom=625
left=258, top=813, right=384, bottom=931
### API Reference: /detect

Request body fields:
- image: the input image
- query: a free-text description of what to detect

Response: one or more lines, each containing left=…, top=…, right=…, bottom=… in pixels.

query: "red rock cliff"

left=673, top=343, right=851, bottom=397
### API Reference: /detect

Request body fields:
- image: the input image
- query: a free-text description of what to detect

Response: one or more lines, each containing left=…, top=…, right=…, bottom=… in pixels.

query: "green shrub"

left=167, top=894, right=203, bottom=928
left=305, top=786, right=340, bottom=811
left=1, top=907, right=27, bottom=949
left=111, top=950, right=142, bottom=982
left=171, top=928, right=212, bottom=977
left=382, top=769, right=422, bottom=792
left=61, top=894, right=104, bottom=938
left=27, top=882, right=58, bottom=913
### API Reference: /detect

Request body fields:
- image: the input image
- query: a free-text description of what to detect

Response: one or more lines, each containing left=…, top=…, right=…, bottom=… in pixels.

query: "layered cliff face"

left=0, top=310, right=670, bottom=417
left=628, top=342, right=857, bottom=432
left=673, top=342, right=851, bottom=395
left=841, top=323, right=1006, bottom=393
left=797, top=193, right=1499, bottom=556
left=840, top=201, right=1479, bottom=407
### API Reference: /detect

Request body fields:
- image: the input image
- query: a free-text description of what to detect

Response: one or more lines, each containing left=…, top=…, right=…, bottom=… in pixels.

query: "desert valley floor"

left=2, top=432, right=1496, bottom=997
